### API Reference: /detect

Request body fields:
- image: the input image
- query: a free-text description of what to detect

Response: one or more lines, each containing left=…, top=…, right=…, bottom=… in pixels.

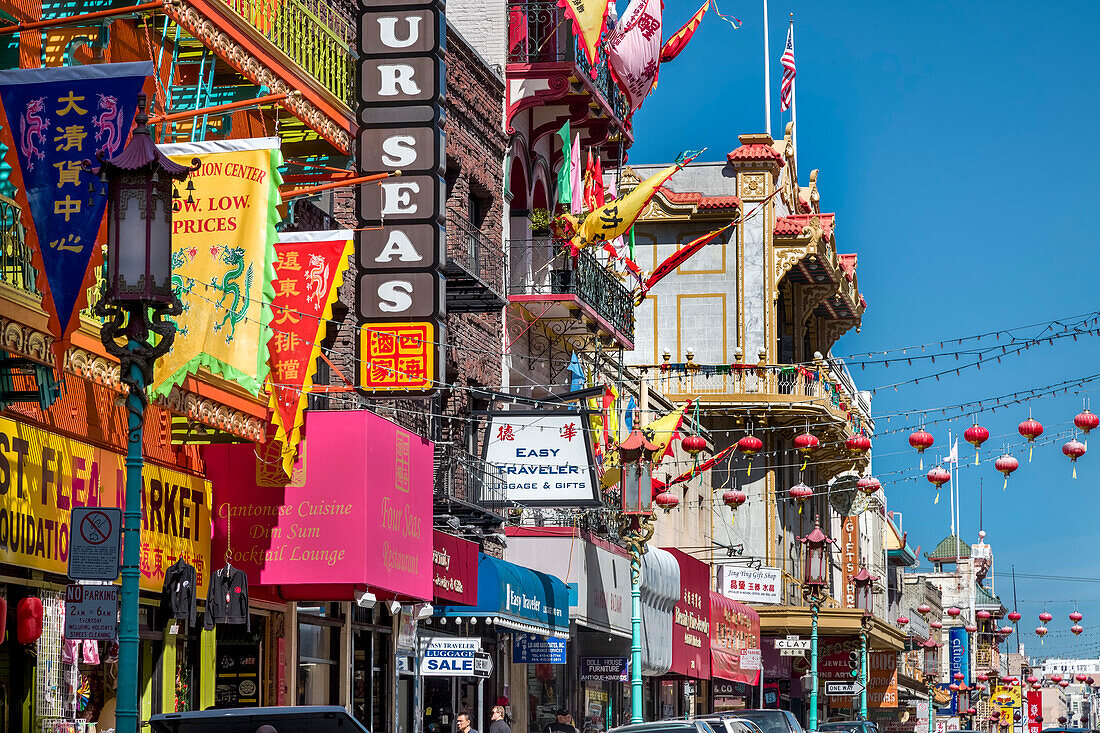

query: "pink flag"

left=606, top=0, right=663, bottom=113
left=570, top=133, right=582, bottom=215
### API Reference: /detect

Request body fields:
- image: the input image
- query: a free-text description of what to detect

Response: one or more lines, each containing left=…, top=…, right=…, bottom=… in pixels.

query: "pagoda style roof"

left=926, top=535, right=971, bottom=562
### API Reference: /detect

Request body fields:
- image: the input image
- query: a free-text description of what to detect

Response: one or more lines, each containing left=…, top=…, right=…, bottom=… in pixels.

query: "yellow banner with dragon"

left=151, top=138, right=282, bottom=398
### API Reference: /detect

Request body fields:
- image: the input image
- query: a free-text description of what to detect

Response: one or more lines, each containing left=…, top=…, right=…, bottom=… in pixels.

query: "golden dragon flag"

left=267, top=230, right=354, bottom=476
left=152, top=137, right=282, bottom=398
left=558, top=0, right=611, bottom=71
left=561, top=154, right=697, bottom=254
left=645, top=399, right=692, bottom=463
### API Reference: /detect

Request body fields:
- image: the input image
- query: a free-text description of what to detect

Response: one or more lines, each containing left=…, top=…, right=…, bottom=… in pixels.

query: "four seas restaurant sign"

left=484, top=412, right=600, bottom=506
left=204, top=409, right=433, bottom=600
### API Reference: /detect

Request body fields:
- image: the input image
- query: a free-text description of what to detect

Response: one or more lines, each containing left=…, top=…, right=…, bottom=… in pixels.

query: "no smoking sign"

left=68, top=507, right=122, bottom=581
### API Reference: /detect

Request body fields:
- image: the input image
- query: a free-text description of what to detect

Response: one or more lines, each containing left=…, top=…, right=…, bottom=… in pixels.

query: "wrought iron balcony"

left=509, top=238, right=635, bottom=346
left=507, top=0, right=629, bottom=121
left=435, top=444, right=507, bottom=526
left=0, top=194, right=36, bottom=296
left=444, top=216, right=507, bottom=313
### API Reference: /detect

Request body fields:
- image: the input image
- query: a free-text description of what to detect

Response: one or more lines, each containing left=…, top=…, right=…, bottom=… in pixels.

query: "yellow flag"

left=644, top=400, right=690, bottom=462
left=560, top=0, right=611, bottom=68
left=152, top=138, right=282, bottom=398
left=564, top=163, right=680, bottom=254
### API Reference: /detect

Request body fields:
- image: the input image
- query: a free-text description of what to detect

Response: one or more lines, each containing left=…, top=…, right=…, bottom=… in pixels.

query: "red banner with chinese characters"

left=1026, top=690, right=1041, bottom=733
left=666, top=547, right=711, bottom=678
left=267, top=230, right=353, bottom=475
left=709, top=591, right=759, bottom=684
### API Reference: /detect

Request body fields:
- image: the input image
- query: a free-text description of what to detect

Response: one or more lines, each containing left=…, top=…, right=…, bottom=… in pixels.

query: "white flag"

left=945, top=438, right=958, bottom=464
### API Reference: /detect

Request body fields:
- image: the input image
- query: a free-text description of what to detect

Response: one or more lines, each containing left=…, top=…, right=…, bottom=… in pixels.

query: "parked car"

left=149, top=705, right=370, bottom=733
left=818, top=721, right=880, bottom=733
left=612, top=721, right=722, bottom=733
left=726, top=710, right=805, bottom=733
left=691, top=716, right=765, bottom=733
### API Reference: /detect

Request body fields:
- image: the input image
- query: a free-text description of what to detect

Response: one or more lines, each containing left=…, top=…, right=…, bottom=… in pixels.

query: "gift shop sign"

left=355, top=0, right=446, bottom=395
left=484, top=412, right=600, bottom=506
left=718, top=565, right=781, bottom=604
left=841, top=515, right=858, bottom=608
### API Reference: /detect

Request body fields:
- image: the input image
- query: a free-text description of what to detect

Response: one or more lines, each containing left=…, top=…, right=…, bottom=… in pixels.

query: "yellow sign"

left=0, top=415, right=213, bottom=594
left=358, top=321, right=437, bottom=392
left=152, top=137, right=283, bottom=398
left=994, top=685, right=1022, bottom=708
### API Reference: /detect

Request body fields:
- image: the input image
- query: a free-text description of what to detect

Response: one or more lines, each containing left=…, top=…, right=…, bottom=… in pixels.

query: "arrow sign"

left=473, top=651, right=494, bottom=678
left=825, top=681, right=865, bottom=697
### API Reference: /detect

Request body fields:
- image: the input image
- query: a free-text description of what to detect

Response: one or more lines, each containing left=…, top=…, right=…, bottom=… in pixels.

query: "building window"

left=297, top=603, right=343, bottom=706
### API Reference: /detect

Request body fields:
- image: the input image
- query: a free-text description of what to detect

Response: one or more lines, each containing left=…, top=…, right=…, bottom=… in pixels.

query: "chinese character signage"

left=709, top=591, right=760, bottom=685
left=266, top=230, right=354, bottom=475
left=513, top=633, right=567, bottom=664
left=1026, top=690, right=1041, bottom=733
left=717, top=565, right=782, bottom=604
left=152, top=137, right=282, bottom=399
left=0, top=415, right=212, bottom=594
left=483, top=412, right=600, bottom=506
left=0, top=62, right=151, bottom=364
left=355, top=0, right=446, bottom=394
left=605, top=0, right=662, bottom=112
left=666, top=547, right=711, bottom=679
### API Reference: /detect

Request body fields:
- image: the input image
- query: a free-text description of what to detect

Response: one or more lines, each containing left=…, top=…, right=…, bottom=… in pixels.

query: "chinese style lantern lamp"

left=856, top=475, right=881, bottom=496
left=994, top=453, right=1019, bottom=489
left=965, top=623, right=977, bottom=633
left=964, top=422, right=989, bottom=464
left=1063, top=438, right=1086, bottom=478
left=930, top=619, right=943, bottom=630
left=654, top=490, right=680, bottom=513
left=722, top=490, right=747, bottom=525
left=1072, top=624, right=1084, bottom=636
left=798, top=516, right=833, bottom=590
left=920, top=637, right=940, bottom=678
left=1059, top=680, right=1070, bottom=689
left=681, top=433, right=706, bottom=457
left=917, top=603, right=932, bottom=617
left=852, top=566, right=877, bottom=612
left=1018, top=417, right=1044, bottom=460
left=947, top=606, right=962, bottom=618
left=1035, top=625, right=1048, bottom=642
left=897, top=615, right=909, bottom=627
left=618, top=427, right=657, bottom=515
left=1077, top=674, right=1088, bottom=683
left=793, top=431, right=819, bottom=470
left=927, top=465, right=950, bottom=503
left=1040, top=611, right=1053, bottom=623
left=737, top=434, right=764, bottom=476
left=845, top=433, right=871, bottom=459
left=909, top=428, right=934, bottom=469
left=789, top=482, right=813, bottom=514
left=1071, top=610, right=1084, bottom=623
left=1026, top=675, right=1038, bottom=686
left=1008, top=610, right=1022, bottom=624
left=977, top=609, right=991, bottom=620
left=1051, top=673, right=1063, bottom=683
left=953, top=672, right=964, bottom=681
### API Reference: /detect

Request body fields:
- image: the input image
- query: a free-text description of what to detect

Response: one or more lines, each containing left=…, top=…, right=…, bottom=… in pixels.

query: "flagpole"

left=789, top=13, right=797, bottom=164
left=763, top=0, right=771, bottom=136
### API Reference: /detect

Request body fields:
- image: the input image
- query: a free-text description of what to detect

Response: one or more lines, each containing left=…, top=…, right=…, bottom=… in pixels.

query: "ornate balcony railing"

left=218, top=0, right=353, bottom=105
left=507, top=0, right=629, bottom=120
left=509, top=237, right=634, bottom=342
left=435, top=444, right=507, bottom=522
left=445, top=215, right=507, bottom=307
left=0, top=194, right=36, bottom=296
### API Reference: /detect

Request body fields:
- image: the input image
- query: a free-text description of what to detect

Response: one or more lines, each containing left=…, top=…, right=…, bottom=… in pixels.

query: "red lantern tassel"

left=798, top=503, right=803, bottom=515
left=934, top=491, right=939, bottom=505
left=975, top=450, right=980, bottom=466
left=746, top=459, right=753, bottom=477
left=1073, top=462, right=1077, bottom=479
left=1029, top=444, right=1034, bottom=462
left=919, top=455, right=924, bottom=470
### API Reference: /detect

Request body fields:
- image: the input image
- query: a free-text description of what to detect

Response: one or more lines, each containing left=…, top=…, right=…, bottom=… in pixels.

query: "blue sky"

left=629, top=0, right=1100, bottom=660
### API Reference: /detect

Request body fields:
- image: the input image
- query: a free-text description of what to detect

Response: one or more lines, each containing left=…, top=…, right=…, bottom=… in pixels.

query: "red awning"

left=710, top=591, right=761, bottom=685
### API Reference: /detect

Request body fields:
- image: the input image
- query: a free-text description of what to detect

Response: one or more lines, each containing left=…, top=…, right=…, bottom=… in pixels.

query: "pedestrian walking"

left=546, top=708, right=578, bottom=733
left=458, top=712, right=478, bottom=733
left=489, top=705, right=511, bottom=733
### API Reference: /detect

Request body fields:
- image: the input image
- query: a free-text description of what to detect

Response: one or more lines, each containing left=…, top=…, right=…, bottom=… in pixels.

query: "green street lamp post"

left=93, top=94, right=194, bottom=733
left=853, top=565, right=879, bottom=720
left=799, top=516, right=835, bottom=731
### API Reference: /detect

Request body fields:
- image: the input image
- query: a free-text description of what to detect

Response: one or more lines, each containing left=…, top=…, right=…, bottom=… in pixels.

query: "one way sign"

left=824, top=681, right=865, bottom=696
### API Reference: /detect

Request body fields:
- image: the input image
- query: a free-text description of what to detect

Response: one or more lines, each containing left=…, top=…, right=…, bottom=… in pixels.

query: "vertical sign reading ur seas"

left=355, top=0, right=447, bottom=394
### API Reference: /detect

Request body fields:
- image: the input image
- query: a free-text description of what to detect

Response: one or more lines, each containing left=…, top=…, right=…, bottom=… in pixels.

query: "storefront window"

left=298, top=604, right=342, bottom=706
left=528, top=662, right=568, bottom=733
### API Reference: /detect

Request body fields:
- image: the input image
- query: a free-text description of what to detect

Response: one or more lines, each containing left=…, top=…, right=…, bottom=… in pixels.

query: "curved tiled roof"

left=727, top=143, right=784, bottom=165
left=927, top=534, right=971, bottom=561
left=655, top=186, right=742, bottom=211
left=774, top=213, right=835, bottom=241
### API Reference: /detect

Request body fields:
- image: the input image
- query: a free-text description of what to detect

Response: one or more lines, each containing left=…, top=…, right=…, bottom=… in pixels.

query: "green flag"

left=556, top=121, right=571, bottom=205
left=628, top=225, right=636, bottom=260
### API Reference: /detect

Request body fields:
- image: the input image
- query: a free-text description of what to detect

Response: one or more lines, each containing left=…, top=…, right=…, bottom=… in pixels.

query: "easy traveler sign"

left=484, top=412, right=600, bottom=506
left=421, top=637, right=480, bottom=676
left=354, top=0, right=446, bottom=395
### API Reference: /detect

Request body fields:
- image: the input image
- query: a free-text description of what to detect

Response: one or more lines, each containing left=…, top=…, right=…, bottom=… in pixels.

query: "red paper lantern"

left=1040, top=611, right=1053, bottom=623
left=1026, top=676, right=1038, bottom=685
left=927, top=465, right=950, bottom=502
left=1072, top=624, right=1084, bottom=636
left=897, top=615, right=910, bottom=626
left=948, top=683, right=959, bottom=692
left=856, top=475, right=881, bottom=496
left=845, top=433, right=871, bottom=457
left=793, top=432, right=819, bottom=470
left=1008, top=610, right=1022, bottom=623
left=947, top=606, right=962, bottom=618
left=964, top=423, right=990, bottom=464
left=999, top=625, right=1014, bottom=636
left=994, top=453, right=1019, bottom=489
left=954, top=672, right=965, bottom=681
left=16, top=597, right=42, bottom=645
left=1063, top=438, right=1086, bottom=478
left=977, top=609, right=991, bottom=620
left=789, top=482, right=813, bottom=514
left=681, top=434, right=706, bottom=457
left=1076, top=408, right=1100, bottom=435
left=965, top=623, right=978, bottom=633
left=1019, top=417, right=1044, bottom=461
left=1051, top=674, right=1063, bottom=683
left=737, top=434, right=764, bottom=476
left=1059, top=680, right=1070, bottom=689
left=722, top=490, right=747, bottom=510
left=909, top=428, right=935, bottom=468
left=1071, top=610, right=1084, bottom=623
left=654, top=491, right=680, bottom=512
left=1077, top=674, right=1088, bottom=683
left=930, top=620, right=943, bottom=629
left=917, top=604, right=932, bottom=616
left=1036, top=625, right=1048, bottom=638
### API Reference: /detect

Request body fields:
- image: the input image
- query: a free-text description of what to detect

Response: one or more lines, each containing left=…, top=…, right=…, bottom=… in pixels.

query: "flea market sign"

left=483, top=412, right=601, bottom=506
left=355, top=0, right=446, bottom=395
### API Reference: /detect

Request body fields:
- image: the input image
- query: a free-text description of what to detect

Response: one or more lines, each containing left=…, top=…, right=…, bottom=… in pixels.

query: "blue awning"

left=436, top=554, right=570, bottom=638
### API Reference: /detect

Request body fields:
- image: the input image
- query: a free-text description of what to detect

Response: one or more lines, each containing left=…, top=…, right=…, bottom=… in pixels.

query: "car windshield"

left=819, top=725, right=863, bottom=733
left=733, top=712, right=791, bottom=733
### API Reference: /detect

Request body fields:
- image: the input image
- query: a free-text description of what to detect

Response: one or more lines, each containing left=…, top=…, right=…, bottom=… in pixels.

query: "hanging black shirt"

left=204, top=565, right=250, bottom=630
left=161, top=557, right=198, bottom=629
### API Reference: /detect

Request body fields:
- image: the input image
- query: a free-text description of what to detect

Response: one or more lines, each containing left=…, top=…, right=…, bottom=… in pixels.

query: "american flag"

left=780, top=24, right=796, bottom=111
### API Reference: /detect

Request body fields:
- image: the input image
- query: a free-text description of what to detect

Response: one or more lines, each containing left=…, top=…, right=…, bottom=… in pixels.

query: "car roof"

left=612, top=723, right=717, bottom=733
left=148, top=706, right=369, bottom=733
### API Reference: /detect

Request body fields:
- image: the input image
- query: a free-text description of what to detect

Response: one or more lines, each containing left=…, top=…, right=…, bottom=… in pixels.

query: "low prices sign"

left=484, top=412, right=600, bottom=506
left=64, top=584, right=118, bottom=640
